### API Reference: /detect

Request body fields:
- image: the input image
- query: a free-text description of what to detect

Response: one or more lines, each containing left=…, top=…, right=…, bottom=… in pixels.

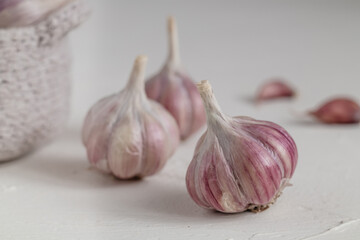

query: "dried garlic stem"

left=197, top=80, right=227, bottom=127
left=167, top=16, right=181, bottom=67
left=125, top=55, right=148, bottom=98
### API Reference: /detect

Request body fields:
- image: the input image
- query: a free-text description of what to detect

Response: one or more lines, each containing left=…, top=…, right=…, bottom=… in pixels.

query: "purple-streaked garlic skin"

left=309, top=98, right=360, bottom=124
left=145, top=16, right=206, bottom=140
left=82, top=56, right=180, bottom=179
left=0, top=0, right=74, bottom=28
left=146, top=69, right=206, bottom=140
left=256, top=79, right=295, bottom=102
left=186, top=80, right=298, bottom=213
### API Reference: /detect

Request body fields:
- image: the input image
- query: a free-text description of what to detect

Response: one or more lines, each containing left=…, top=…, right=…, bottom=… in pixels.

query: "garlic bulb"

left=186, top=80, right=298, bottom=213
left=145, top=17, right=206, bottom=140
left=256, top=79, right=295, bottom=102
left=82, top=56, right=180, bottom=179
left=309, top=97, right=360, bottom=124
left=0, top=0, right=73, bottom=28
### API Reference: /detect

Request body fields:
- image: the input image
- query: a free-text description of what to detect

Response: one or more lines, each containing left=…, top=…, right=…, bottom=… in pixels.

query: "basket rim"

left=0, top=0, right=90, bottom=46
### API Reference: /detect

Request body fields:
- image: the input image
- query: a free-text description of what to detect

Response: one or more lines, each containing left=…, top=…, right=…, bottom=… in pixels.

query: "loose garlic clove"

left=186, top=80, right=298, bottom=213
left=82, top=56, right=180, bottom=179
left=309, top=97, right=360, bottom=124
left=255, top=79, right=295, bottom=102
left=145, top=16, right=206, bottom=140
left=0, top=0, right=74, bottom=28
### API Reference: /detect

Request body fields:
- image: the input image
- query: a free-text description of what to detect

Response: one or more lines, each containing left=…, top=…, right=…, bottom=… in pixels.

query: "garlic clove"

left=255, top=79, right=295, bottom=102
left=309, top=97, right=360, bottom=124
left=82, top=55, right=180, bottom=179
left=149, top=103, right=181, bottom=156
left=145, top=16, right=206, bottom=140
left=186, top=80, right=298, bottom=213
left=107, top=115, right=143, bottom=179
left=82, top=95, right=118, bottom=173
left=239, top=119, right=297, bottom=178
left=138, top=113, right=170, bottom=177
left=0, top=0, right=74, bottom=28
left=81, top=94, right=117, bottom=145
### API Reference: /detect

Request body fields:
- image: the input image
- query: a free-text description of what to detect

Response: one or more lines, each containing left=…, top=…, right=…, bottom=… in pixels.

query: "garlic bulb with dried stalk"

left=0, top=0, right=74, bottom=28
left=309, top=97, right=360, bottom=124
left=82, top=56, right=180, bottom=179
left=186, top=80, right=298, bottom=213
left=145, top=17, right=206, bottom=140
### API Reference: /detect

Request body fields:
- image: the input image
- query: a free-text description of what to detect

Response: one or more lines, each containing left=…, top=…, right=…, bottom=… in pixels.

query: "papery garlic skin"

left=82, top=56, right=180, bottom=179
left=256, top=79, right=295, bottom=102
left=0, top=0, right=74, bottom=28
left=309, top=97, right=360, bottom=124
left=186, top=80, right=298, bottom=213
left=145, top=17, right=206, bottom=140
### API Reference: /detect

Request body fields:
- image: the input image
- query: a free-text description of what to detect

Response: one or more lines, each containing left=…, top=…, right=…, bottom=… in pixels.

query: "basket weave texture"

left=0, top=0, right=89, bottom=161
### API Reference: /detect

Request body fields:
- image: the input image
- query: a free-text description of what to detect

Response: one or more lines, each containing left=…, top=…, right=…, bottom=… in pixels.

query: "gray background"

left=69, top=0, right=360, bottom=127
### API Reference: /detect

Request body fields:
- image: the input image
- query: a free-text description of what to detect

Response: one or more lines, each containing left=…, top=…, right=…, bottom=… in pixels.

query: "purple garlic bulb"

left=0, top=0, right=73, bottom=28
left=82, top=56, right=180, bottom=179
left=145, top=16, right=206, bottom=140
left=186, top=80, right=298, bottom=213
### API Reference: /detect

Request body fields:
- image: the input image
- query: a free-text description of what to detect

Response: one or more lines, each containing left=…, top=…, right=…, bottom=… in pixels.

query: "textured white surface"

left=1, top=0, right=360, bottom=239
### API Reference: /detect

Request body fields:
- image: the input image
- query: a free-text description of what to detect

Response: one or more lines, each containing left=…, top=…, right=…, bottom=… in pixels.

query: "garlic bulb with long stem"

left=186, top=80, right=298, bottom=213
left=0, top=0, right=74, bottom=28
left=145, top=17, right=206, bottom=140
left=82, top=56, right=180, bottom=179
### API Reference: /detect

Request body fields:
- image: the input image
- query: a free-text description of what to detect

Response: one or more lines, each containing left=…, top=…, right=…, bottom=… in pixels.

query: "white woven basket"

left=0, top=0, right=89, bottom=161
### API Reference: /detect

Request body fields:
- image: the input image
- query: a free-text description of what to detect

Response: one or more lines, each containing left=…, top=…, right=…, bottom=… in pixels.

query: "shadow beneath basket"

left=21, top=152, right=143, bottom=189
left=13, top=128, right=144, bottom=189
left=0, top=127, right=80, bottom=166
left=0, top=151, right=35, bottom=167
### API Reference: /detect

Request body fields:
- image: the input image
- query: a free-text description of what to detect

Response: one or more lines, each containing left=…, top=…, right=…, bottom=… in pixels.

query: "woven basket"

left=0, top=0, right=89, bottom=161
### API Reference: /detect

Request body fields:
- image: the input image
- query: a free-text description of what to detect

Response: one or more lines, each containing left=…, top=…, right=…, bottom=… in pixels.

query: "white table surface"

left=1, top=0, right=360, bottom=239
